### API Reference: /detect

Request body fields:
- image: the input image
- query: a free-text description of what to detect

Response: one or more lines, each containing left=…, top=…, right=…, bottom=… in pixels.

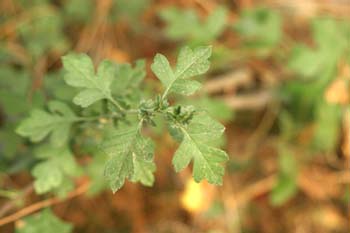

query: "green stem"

left=74, top=109, right=139, bottom=123
left=69, top=95, right=140, bottom=124
left=74, top=116, right=101, bottom=122
left=107, top=96, right=140, bottom=114
left=125, top=109, right=139, bottom=114
left=108, top=97, right=126, bottom=112
left=162, top=85, right=172, bottom=100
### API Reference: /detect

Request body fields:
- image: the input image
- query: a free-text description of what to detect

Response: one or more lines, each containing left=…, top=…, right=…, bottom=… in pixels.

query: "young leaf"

left=170, top=113, right=228, bottom=184
left=151, top=46, right=211, bottom=97
left=16, top=208, right=72, bottom=233
left=100, top=124, right=156, bottom=192
left=16, top=101, right=77, bottom=147
left=62, top=54, right=115, bottom=107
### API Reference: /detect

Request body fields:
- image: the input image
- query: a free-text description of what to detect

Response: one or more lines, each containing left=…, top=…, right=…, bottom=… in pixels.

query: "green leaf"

left=64, top=0, right=93, bottom=22
left=31, top=146, right=80, bottom=194
left=187, top=96, right=234, bottom=122
left=174, top=46, right=211, bottom=79
left=278, top=110, right=296, bottom=141
left=151, top=46, right=211, bottom=97
left=17, top=7, right=68, bottom=59
left=0, top=90, right=30, bottom=115
left=288, top=18, right=349, bottom=78
left=150, top=54, right=175, bottom=87
left=0, top=67, right=30, bottom=95
left=171, top=113, right=228, bottom=184
left=16, top=101, right=77, bottom=147
left=112, top=59, right=146, bottom=94
left=86, top=151, right=109, bottom=196
left=170, top=79, right=202, bottom=96
left=44, top=70, right=77, bottom=101
left=17, top=0, right=51, bottom=8
left=110, top=0, right=149, bottom=26
left=16, top=209, right=72, bottom=233
left=313, top=101, right=342, bottom=151
left=0, top=67, right=30, bottom=115
left=100, top=124, right=156, bottom=192
left=0, top=124, right=23, bottom=158
left=62, top=54, right=116, bottom=107
left=270, top=174, right=297, bottom=206
left=159, top=7, right=227, bottom=44
left=32, top=160, right=63, bottom=194
left=159, top=7, right=199, bottom=40
left=203, top=7, right=228, bottom=40
left=313, top=18, right=349, bottom=53
left=234, top=7, right=281, bottom=47
left=288, top=45, right=324, bottom=78
left=270, top=147, right=298, bottom=206
left=54, top=178, right=75, bottom=198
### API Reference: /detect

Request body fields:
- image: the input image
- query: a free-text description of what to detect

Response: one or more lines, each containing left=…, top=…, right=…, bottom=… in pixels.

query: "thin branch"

left=227, top=170, right=350, bottom=210
left=108, top=97, right=126, bottom=112
left=0, top=181, right=89, bottom=227
left=0, top=184, right=33, bottom=218
left=220, top=175, right=276, bottom=215
left=244, top=100, right=280, bottom=157
left=204, top=68, right=253, bottom=94
left=231, top=175, right=277, bottom=208
left=222, top=90, right=273, bottom=110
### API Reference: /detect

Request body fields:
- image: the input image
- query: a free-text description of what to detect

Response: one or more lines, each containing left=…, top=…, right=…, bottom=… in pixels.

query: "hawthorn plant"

left=16, top=45, right=228, bottom=194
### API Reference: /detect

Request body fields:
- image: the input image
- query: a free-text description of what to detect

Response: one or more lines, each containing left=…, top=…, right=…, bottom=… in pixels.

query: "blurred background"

left=0, top=0, right=350, bottom=232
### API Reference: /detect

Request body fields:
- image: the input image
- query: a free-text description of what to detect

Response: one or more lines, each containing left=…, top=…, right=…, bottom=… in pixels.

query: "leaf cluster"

left=17, top=46, right=229, bottom=193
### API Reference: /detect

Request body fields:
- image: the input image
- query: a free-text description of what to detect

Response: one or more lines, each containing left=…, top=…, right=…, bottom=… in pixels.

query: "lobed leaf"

left=151, top=46, right=212, bottom=97
left=174, top=46, right=211, bottom=79
left=16, top=101, right=77, bottom=147
left=151, top=54, right=175, bottom=87
left=112, top=60, right=146, bottom=94
left=62, top=54, right=115, bottom=107
left=100, top=124, right=156, bottom=192
left=171, top=113, right=228, bottom=184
